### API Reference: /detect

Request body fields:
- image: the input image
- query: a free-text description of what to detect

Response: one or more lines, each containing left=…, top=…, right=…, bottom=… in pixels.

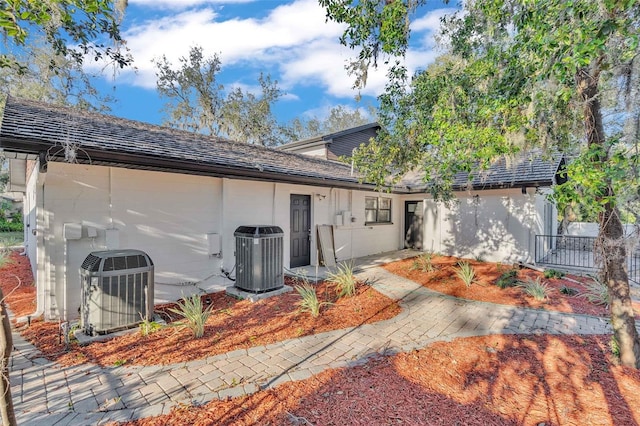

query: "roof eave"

left=0, top=136, right=389, bottom=192
left=402, top=180, right=555, bottom=194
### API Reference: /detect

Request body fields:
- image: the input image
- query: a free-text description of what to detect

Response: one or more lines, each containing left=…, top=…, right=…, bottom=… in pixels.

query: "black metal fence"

left=535, top=234, right=640, bottom=284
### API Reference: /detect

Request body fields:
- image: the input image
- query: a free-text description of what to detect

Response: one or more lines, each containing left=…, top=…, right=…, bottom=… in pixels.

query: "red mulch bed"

left=18, top=277, right=400, bottom=367
left=6, top=252, right=640, bottom=425
left=115, top=334, right=640, bottom=426
left=0, top=251, right=36, bottom=318
left=383, top=255, right=640, bottom=317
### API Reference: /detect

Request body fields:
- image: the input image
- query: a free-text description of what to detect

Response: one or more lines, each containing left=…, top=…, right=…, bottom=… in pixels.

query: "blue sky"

left=88, top=0, right=457, bottom=127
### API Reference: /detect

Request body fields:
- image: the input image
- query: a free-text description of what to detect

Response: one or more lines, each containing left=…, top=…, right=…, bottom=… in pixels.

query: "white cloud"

left=95, top=0, right=448, bottom=106
left=128, top=0, right=254, bottom=9
left=108, top=0, right=346, bottom=89
left=411, top=7, right=457, bottom=33
left=412, top=7, right=462, bottom=49
left=279, top=40, right=362, bottom=97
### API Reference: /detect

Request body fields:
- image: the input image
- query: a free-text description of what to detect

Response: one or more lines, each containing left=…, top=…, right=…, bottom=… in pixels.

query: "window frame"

left=365, top=196, right=392, bottom=225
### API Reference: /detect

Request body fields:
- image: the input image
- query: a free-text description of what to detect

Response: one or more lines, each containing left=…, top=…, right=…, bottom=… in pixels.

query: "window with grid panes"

left=365, top=196, right=391, bottom=224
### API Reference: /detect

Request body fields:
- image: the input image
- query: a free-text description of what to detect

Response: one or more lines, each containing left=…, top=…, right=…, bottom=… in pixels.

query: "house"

left=0, top=97, right=563, bottom=322
left=398, top=154, right=564, bottom=261
left=278, top=122, right=380, bottom=160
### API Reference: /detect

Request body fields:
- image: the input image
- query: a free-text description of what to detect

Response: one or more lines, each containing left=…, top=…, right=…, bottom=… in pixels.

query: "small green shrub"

left=139, top=314, right=163, bottom=337
left=295, top=283, right=331, bottom=317
left=411, top=252, right=436, bottom=272
left=495, top=269, right=519, bottom=289
left=454, top=261, right=476, bottom=288
left=326, top=261, right=357, bottom=298
left=610, top=335, right=620, bottom=360
left=168, top=294, right=214, bottom=338
left=559, top=285, right=578, bottom=296
left=0, top=218, right=23, bottom=233
left=544, top=269, right=565, bottom=279
left=518, top=277, right=549, bottom=301
left=578, top=277, right=610, bottom=307
left=113, top=359, right=127, bottom=367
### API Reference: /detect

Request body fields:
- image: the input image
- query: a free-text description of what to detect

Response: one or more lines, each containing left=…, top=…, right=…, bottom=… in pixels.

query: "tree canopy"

left=1, top=0, right=131, bottom=72
left=155, top=45, right=377, bottom=146
left=1, top=42, right=115, bottom=112
left=322, top=0, right=640, bottom=367
left=154, top=46, right=288, bottom=146
left=284, top=105, right=377, bottom=141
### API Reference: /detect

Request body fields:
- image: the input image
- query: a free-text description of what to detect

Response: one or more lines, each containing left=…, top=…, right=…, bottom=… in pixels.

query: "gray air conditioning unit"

left=80, top=249, right=154, bottom=335
left=234, top=225, right=284, bottom=293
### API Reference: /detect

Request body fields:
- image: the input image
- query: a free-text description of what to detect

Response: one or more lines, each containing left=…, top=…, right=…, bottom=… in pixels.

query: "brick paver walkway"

left=10, top=267, right=612, bottom=425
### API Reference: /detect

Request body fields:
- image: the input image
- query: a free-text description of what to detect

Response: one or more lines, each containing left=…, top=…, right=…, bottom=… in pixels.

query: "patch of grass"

left=454, top=261, right=476, bottom=288
left=168, top=293, right=214, bottom=338
left=544, top=269, right=565, bottom=279
left=0, top=231, right=23, bottom=247
left=411, top=252, right=436, bottom=272
left=578, top=277, right=610, bottom=307
left=0, top=249, right=14, bottom=269
left=326, top=261, right=357, bottom=298
left=295, top=283, right=331, bottom=318
left=495, top=269, right=519, bottom=289
left=518, top=277, right=549, bottom=301
left=113, top=359, right=127, bottom=367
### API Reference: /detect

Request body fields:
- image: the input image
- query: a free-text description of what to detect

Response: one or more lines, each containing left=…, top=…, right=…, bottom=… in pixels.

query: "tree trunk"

left=601, top=200, right=640, bottom=367
left=578, top=67, right=640, bottom=368
left=0, top=288, right=16, bottom=426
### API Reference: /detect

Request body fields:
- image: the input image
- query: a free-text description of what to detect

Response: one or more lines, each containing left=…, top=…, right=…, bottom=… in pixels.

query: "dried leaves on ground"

left=117, top=334, right=640, bottom=426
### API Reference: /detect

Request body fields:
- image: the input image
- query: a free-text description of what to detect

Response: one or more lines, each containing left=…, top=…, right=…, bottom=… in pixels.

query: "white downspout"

left=109, top=167, right=114, bottom=229
left=26, top=164, right=46, bottom=322
left=63, top=240, right=68, bottom=323
left=349, top=190, right=354, bottom=260
left=272, top=183, right=277, bottom=225
left=221, top=179, right=226, bottom=270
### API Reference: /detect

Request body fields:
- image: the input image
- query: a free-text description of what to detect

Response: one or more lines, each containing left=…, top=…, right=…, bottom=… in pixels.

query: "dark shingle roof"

left=399, top=151, right=564, bottom=192
left=0, top=97, right=563, bottom=193
left=0, top=97, right=373, bottom=190
left=278, top=122, right=380, bottom=151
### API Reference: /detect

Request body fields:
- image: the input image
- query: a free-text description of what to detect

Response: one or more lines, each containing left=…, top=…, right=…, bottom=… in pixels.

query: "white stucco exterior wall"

left=403, top=188, right=553, bottom=264
left=331, top=189, right=401, bottom=261
left=29, top=163, right=403, bottom=320
left=24, top=161, right=38, bottom=279
left=38, top=163, right=224, bottom=320
left=219, top=181, right=402, bottom=269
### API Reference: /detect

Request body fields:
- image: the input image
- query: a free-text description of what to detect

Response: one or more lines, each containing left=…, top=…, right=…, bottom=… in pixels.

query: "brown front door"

left=290, top=194, right=311, bottom=267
